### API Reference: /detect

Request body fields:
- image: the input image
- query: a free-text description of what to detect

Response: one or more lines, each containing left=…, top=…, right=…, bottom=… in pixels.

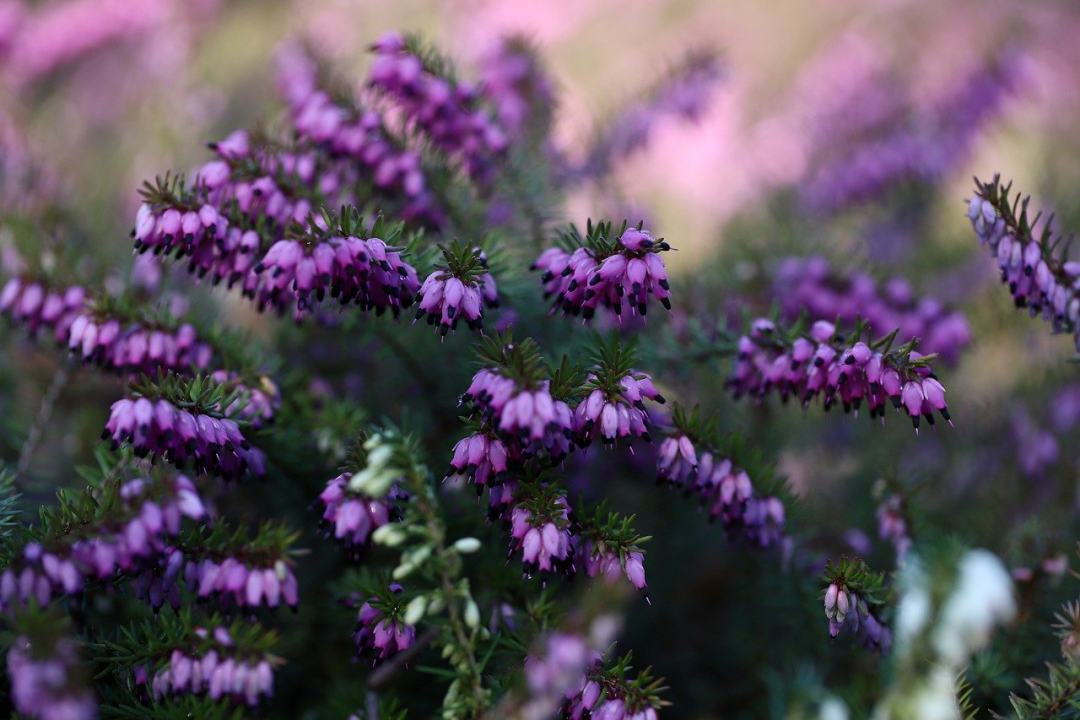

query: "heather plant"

left=1, top=7, right=1080, bottom=720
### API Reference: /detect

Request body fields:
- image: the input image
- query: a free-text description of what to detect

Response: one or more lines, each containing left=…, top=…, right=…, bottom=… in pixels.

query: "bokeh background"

left=4, top=0, right=1080, bottom=717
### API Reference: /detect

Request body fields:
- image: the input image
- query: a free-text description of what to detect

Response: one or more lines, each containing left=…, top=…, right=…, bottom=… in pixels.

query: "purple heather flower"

left=276, top=42, right=443, bottom=226
left=574, top=371, right=663, bottom=448
left=478, top=37, right=555, bottom=139
left=823, top=581, right=891, bottom=652
left=140, top=627, right=275, bottom=706
left=447, top=431, right=511, bottom=488
left=522, top=632, right=596, bottom=717
left=772, top=256, right=971, bottom=363
left=67, top=313, right=213, bottom=374
left=728, top=317, right=951, bottom=432
left=460, top=369, right=575, bottom=460
left=533, top=227, right=673, bottom=321
left=876, top=493, right=911, bottom=562
left=580, top=542, right=648, bottom=596
left=0, top=277, right=86, bottom=343
left=656, top=433, right=698, bottom=485
left=353, top=587, right=416, bottom=662
left=7, top=634, right=95, bottom=720
left=414, top=270, right=487, bottom=335
left=368, top=32, right=507, bottom=184
left=509, top=497, right=575, bottom=577
left=209, top=371, right=280, bottom=428
left=317, top=473, right=396, bottom=549
left=0, top=475, right=205, bottom=613
left=184, top=556, right=298, bottom=611
left=251, top=234, right=419, bottom=318
left=103, top=396, right=262, bottom=480
left=968, top=186, right=1080, bottom=351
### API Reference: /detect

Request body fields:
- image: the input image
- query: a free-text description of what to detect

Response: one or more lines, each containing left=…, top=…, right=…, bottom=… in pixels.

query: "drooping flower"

left=0, top=276, right=85, bottom=343
left=352, top=584, right=416, bottom=662
left=413, top=244, right=496, bottom=336
left=7, top=633, right=95, bottom=720
left=533, top=223, right=673, bottom=321
left=67, top=310, right=213, bottom=374
left=446, top=431, right=511, bottom=488
left=574, top=370, right=663, bottom=448
left=509, top=493, right=575, bottom=578
left=317, top=473, right=398, bottom=549
left=139, top=626, right=276, bottom=706
left=824, top=580, right=892, bottom=652
left=103, top=396, right=262, bottom=480
left=368, top=32, right=507, bottom=184
left=772, top=256, right=971, bottom=363
left=968, top=176, right=1080, bottom=352
left=728, top=317, right=951, bottom=432
left=187, top=556, right=299, bottom=611
left=0, top=475, right=205, bottom=613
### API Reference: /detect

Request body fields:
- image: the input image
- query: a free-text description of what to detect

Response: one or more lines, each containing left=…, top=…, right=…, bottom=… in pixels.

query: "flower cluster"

left=414, top=245, right=498, bottom=336
left=188, top=556, right=299, bottom=610
left=533, top=223, right=672, bottom=321
left=7, top=633, right=95, bottom=720
left=317, top=473, right=398, bottom=549
left=823, top=580, right=891, bottom=652
left=369, top=32, right=507, bottom=183
left=104, top=395, right=263, bottom=479
left=968, top=176, right=1080, bottom=352
left=772, top=256, right=971, bottom=363
left=251, top=232, right=419, bottom=317
left=655, top=423, right=785, bottom=548
left=579, top=542, right=648, bottom=596
left=0, top=475, right=206, bottom=612
left=509, top=493, right=575, bottom=577
left=728, top=318, right=950, bottom=431
left=353, top=584, right=416, bottom=662
left=447, top=431, right=510, bottom=488
left=141, top=626, right=275, bottom=706
left=458, top=338, right=575, bottom=462
left=67, top=311, right=213, bottom=374
left=574, top=370, right=662, bottom=447
left=0, top=276, right=85, bottom=341
left=562, top=656, right=665, bottom=720
left=209, top=371, right=280, bottom=428
left=276, top=42, right=441, bottom=225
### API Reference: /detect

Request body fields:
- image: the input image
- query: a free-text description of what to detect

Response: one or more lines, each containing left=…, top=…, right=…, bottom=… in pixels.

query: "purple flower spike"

left=7, top=634, right=95, bottom=720
left=0, top=276, right=86, bottom=344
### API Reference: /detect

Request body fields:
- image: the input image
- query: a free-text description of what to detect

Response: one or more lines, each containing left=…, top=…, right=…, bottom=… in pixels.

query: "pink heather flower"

left=275, top=42, right=443, bottom=227
left=187, top=557, right=298, bottom=611
left=533, top=226, right=673, bottom=321
left=509, top=497, right=574, bottom=577
left=7, top=634, right=95, bottom=720
left=447, top=431, right=511, bottom=488
left=574, top=371, right=664, bottom=448
left=823, top=581, right=891, bottom=652
left=773, top=256, right=971, bottom=363
left=0, top=277, right=86, bottom=343
left=478, top=37, right=555, bottom=139
left=0, top=475, right=205, bottom=613
left=139, top=628, right=275, bottom=706
left=103, top=396, right=262, bottom=480
left=581, top=542, right=648, bottom=597
left=459, top=370, right=575, bottom=460
left=968, top=181, right=1080, bottom=352
left=67, top=313, right=213, bottom=374
left=728, top=317, right=951, bottom=432
left=368, top=32, right=507, bottom=184
left=656, top=433, right=698, bottom=485
left=252, top=235, right=419, bottom=318
left=317, top=473, right=396, bottom=549
left=353, top=586, right=416, bottom=662
left=414, top=270, right=487, bottom=336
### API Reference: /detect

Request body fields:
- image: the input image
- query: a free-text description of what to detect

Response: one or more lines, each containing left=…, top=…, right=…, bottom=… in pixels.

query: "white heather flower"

left=819, top=696, right=849, bottom=720
left=933, top=549, right=1016, bottom=664
left=893, top=559, right=931, bottom=649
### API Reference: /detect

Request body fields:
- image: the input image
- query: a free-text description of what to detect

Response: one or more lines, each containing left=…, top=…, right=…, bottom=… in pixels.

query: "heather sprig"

left=968, top=174, right=1080, bottom=353
left=5, top=607, right=96, bottom=720
left=576, top=504, right=651, bottom=599
left=726, top=316, right=951, bottom=432
left=564, top=651, right=669, bottom=720
left=821, top=557, right=892, bottom=652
